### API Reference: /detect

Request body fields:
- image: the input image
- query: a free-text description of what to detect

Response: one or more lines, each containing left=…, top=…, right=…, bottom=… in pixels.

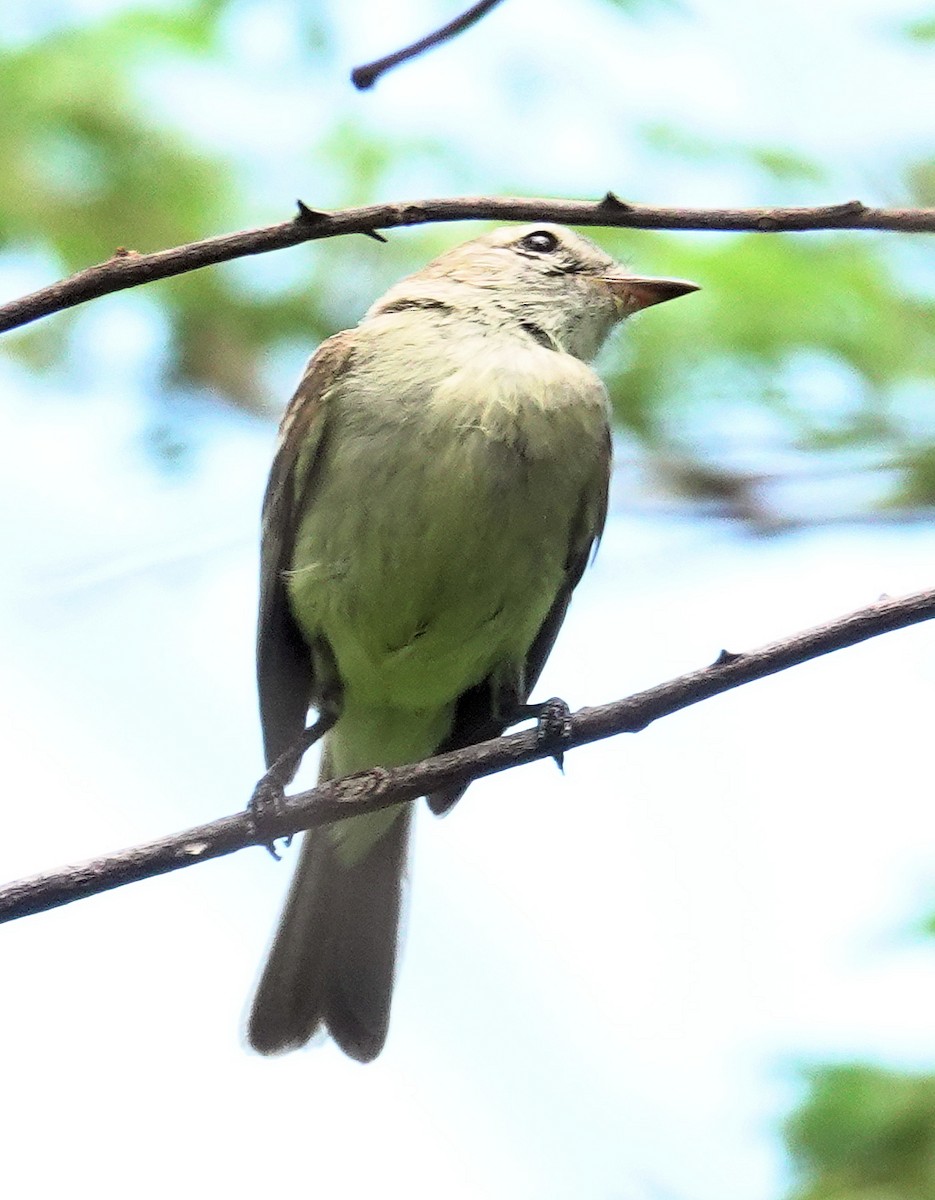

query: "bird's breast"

left=286, top=333, right=609, bottom=707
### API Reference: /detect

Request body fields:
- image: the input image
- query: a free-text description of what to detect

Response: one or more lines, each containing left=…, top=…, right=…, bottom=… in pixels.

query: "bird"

left=247, top=223, right=699, bottom=1060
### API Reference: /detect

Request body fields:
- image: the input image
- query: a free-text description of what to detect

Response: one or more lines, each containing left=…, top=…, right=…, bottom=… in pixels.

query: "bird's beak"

left=603, top=274, right=701, bottom=315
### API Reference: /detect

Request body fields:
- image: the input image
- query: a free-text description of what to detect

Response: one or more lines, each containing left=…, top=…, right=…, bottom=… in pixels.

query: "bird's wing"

left=428, top=424, right=612, bottom=813
left=256, top=332, right=356, bottom=767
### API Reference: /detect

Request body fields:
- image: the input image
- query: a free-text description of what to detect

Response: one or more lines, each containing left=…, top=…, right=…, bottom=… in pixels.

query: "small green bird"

left=247, top=224, right=698, bottom=1060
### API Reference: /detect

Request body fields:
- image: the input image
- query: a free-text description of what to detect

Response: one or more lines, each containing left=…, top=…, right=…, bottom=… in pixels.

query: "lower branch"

left=1, top=584, right=933, bottom=923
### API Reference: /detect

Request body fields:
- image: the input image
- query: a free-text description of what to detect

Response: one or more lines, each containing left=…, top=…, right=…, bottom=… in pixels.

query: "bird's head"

left=369, top=223, right=699, bottom=361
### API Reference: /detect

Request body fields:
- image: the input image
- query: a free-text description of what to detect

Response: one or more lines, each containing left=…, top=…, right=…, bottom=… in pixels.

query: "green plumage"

left=288, top=308, right=609, bottom=782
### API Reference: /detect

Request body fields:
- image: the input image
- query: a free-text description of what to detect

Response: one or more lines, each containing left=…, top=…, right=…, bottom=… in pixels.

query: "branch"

left=351, top=0, right=507, bottom=90
left=2, top=196, right=934, bottom=334
left=2, top=585, right=933, bottom=924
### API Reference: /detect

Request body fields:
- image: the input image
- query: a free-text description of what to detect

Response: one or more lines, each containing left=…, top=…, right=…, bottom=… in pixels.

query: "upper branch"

left=2, top=196, right=933, bottom=335
left=351, top=0, right=507, bottom=89
left=1, top=583, right=933, bottom=924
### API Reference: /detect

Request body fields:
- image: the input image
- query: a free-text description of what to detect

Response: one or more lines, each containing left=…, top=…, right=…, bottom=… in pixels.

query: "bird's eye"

left=520, top=230, right=560, bottom=254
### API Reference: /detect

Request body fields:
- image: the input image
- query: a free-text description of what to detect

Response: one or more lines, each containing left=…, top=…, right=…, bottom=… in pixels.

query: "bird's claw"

left=533, top=696, right=574, bottom=771
left=507, top=696, right=574, bottom=771
left=247, top=712, right=339, bottom=859
left=248, top=774, right=292, bottom=859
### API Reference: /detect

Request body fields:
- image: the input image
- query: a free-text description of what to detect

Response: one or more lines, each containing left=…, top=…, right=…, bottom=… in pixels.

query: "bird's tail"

left=247, top=744, right=411, bottom=1062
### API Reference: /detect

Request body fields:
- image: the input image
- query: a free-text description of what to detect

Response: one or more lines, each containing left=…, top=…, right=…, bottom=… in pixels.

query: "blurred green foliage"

left=784, top=1064, right=935, bottom=1199
left=0, top=0, right=933, bottom=512
left=603, top=231, right=935, bottom=504
left=0, top=1, right=352, bottom=410
left=783, top=911, right=935, bottom=1197
left=902, top=15, right=935, bottom=42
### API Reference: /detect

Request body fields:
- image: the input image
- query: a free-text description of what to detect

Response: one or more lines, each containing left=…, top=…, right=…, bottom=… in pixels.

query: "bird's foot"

left=510, top=696, right=574, bottom=772
left=248, top=768, right=292, bottom=860
left=248, top=711, right=338, bottom=858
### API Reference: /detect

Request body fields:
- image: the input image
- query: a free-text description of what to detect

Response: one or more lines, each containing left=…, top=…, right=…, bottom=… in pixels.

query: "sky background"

left=1, top=1, right=934, bottom=1197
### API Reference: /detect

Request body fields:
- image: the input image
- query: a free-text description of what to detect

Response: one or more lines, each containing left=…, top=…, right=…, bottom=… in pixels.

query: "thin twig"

left=2, top=196, right=933, bottom=335
left=351, top=0, right=507, bottom=89
left=1, top=584, right=933, bottom=924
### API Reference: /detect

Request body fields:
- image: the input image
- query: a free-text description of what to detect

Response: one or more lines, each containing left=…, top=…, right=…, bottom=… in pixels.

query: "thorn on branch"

left=714, top=648, right=743, bottom=666
left=827, top=200, right=868, bottom=220
left=296, top=201, right=385, bottom=242
left=295, top=200, right=329, bottom=224
left=757, top=199, right=868, bottom=232
left=600, top=191, right=634, bottom=212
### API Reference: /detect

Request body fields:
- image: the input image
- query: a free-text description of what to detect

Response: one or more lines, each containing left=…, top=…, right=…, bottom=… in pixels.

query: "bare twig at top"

left=351, top=0, right=507, bottom=90
left=1, top=195, right=934, bottom=336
